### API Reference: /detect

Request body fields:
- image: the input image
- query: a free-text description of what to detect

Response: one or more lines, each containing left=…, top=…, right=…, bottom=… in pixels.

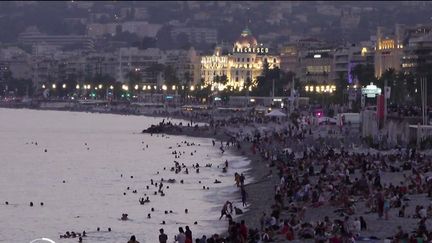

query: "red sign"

left=377, top=95, right=384, bottom=121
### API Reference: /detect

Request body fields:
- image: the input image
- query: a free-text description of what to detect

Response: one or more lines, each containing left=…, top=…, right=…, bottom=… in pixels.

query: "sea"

left=0, top=108, right=251, bottom=243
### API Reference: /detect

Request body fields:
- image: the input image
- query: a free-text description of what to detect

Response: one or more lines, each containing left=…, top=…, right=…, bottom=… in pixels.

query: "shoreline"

left=142, top=123, right=279, bottom=234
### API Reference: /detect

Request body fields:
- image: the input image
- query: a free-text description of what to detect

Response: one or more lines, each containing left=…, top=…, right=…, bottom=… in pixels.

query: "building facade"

left=200, top=28, right=280, bottom=90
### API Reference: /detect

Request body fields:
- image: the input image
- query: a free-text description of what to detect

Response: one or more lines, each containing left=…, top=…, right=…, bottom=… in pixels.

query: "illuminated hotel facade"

left=200, top=28, right=280, bottom=90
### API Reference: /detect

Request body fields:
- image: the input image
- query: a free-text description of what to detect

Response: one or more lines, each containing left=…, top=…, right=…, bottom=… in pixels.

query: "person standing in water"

left=185, top=226, right=192, bottom=243
left=159, top=228, right=168, bottom=243
left=175, top=227, right=186, bottom=243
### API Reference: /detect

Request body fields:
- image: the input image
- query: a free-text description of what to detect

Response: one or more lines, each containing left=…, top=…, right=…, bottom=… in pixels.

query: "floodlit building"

left=200, top=28, right=280, bottom=90
left=374, top=25, right=404, bottom=78
left=375, top=24, right=432, bottom=77
left=298, top=47, right=334, bottom=84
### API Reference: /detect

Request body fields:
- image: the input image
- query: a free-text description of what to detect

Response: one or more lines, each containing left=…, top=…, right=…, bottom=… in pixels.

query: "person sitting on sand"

left=121, top=213, right=128, bottom=220
left=214, top=179, right=222, bottom=184
left=234, top=207, right=243, bottom=215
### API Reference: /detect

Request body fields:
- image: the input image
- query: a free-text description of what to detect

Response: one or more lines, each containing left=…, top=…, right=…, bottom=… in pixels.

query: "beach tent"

left=265, top=109, right=287, bottom=117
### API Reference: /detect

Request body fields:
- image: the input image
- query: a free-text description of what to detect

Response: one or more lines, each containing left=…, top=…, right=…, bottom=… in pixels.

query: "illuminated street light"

left=62, top=84, right=66, bottom=89
left=98, top=84, right=102, bottom=89
left=172, top=85, right=176, bottom=90
left=162, top=85, right=167, bottom=91
left=42, top=84, right=46, bottom=89
left=134, top=85, right=139, bottom=90
left=52, top=84, right=56, bottom=89
left=190, top=85, right=195, bottom=91
left=76, top=84, right=80, bottom=89
left=109, top=85, right=114, bottom=90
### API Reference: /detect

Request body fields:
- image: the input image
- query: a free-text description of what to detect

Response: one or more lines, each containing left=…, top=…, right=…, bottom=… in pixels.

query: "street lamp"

left=76, top=84, right=80, bottom=89
left=62, top=84, right=66, bottom=89
left=52, top=84, right=56, bottom=89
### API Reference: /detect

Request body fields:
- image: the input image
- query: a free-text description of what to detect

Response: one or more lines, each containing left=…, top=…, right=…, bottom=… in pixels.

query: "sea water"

left=0, top=108, right=251, bottom=243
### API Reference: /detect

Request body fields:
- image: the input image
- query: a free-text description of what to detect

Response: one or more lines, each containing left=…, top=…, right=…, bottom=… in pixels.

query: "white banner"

left=385, top=86, right=391, bottom=99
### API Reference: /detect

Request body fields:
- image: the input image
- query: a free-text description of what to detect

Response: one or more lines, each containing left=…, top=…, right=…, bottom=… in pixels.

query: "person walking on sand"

left=235, top=173, right=240, bottom=187
left=219, top=201, right=233, bottom=220
left=241, top=186, right=248, bottom=207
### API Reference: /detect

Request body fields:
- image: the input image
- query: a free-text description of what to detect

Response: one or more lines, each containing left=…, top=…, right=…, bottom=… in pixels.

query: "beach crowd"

left=136, top=112, right=432, bottom=243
